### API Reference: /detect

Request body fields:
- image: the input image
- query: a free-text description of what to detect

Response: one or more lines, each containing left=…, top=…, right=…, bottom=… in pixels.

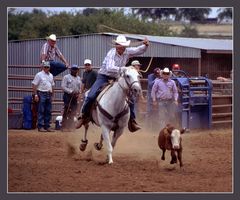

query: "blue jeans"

left=129, top=96, right=136, bottom=119
left=157, top=100, right=177, bottom=129
left=63, top=92, right=78, bottom=116
left=81, top=74, right=136, bottom=120
left=147, top=89, right=153, bottom=113
left=49, top=61, right=67, bottom=76
left=37, top=91, right=52, bottom=129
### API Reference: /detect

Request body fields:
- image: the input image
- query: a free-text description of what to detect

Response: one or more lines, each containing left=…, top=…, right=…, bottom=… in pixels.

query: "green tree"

left=176, top=8, right=211, bottom=23
left=217, top=8, right=232, bottom=21
left=82, top=8, right=99, bottom=16
left=18, top=9, right=49, bottom=39
left=48, top=12, right=74, bottom=36
left=8, top=10, right=32, bottom=40
left=8, top=8, right=178, bottom=40
left=180, top=25, right=198, bottom=37
left=153, top=8, right=177, bottom=21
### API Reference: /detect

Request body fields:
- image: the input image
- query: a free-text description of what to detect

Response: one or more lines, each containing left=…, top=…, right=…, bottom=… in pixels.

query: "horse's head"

left=121, top=66, right=142, bottom=96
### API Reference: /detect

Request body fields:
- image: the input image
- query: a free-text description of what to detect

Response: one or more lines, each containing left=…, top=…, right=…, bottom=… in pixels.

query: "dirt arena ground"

left=8, top=125, right=232, bottom=193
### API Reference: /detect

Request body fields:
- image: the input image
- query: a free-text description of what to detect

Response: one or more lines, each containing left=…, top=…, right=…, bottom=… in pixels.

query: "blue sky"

left=12, top=7, right=221, bottom=18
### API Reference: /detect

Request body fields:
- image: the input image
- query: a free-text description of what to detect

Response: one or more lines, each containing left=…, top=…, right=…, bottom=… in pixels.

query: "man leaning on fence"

left=61, top=64, right=82, bottom=130
left=32, top=61, right=55, bottom=132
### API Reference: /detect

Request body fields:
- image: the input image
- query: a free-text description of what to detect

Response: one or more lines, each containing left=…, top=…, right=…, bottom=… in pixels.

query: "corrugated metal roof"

left=10, top=32, right=232, bottom=51
left=102, top=32, right=233, bottom=51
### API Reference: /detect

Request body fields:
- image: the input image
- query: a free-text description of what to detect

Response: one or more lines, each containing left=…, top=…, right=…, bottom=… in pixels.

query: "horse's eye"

left=126, top=75, right=130, bottom=78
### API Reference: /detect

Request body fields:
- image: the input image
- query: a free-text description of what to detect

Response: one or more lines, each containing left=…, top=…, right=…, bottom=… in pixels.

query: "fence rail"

left=8, top=64, right=232, bottom=128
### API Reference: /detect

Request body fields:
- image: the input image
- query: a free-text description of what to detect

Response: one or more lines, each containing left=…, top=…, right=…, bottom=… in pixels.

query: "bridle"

left=118, top=69, right=141, bottom=94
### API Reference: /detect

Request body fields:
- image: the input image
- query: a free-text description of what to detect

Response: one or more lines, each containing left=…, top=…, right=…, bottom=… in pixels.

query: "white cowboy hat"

left=160, top=67, right=172, bottom=76
left=46, top=34, right=57, bottom=41
left=113, top=35, right=131, bottom=47
left=84, top=59, right=92, bottom=65
left=131, top=60, right=142, bottom=66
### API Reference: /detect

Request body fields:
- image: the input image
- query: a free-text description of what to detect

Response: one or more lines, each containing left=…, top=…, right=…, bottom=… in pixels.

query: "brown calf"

left=158, top=124, right=185, bottom=167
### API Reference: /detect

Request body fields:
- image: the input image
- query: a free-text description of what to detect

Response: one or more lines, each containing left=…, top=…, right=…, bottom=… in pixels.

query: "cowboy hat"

left=71, top=64, right=79, bottom=69
left=43, top=61, right=50, bottom=67
left=113, top=35, right=131, bottom=47
left=131, top=60, right=142, bottom=66
left=160, top=67, right=172, bottom=76
left=46, top=34, right=57, bottom=41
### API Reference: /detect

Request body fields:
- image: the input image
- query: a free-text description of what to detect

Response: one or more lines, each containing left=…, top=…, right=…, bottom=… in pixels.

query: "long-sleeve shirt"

left=151, top=78, right=178, bottom=101
left=40, top=42, right=63, bottom=61
left=61, top=74, right=81, bottom=94
left=98, top=44, right=148, bottom=78
left=32, top=71, right=55, bottom=92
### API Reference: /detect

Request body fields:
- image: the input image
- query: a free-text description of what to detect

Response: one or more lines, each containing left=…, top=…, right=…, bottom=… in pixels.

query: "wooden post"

left=198, top=58, right=201, bottom=76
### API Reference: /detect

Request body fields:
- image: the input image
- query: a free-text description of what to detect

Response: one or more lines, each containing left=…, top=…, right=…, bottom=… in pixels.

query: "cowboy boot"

left=128, top=118, right=141, bottom=132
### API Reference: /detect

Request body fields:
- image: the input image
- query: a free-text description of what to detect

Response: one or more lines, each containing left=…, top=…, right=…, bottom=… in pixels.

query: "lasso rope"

left=139, top=57, right=153, bottom=73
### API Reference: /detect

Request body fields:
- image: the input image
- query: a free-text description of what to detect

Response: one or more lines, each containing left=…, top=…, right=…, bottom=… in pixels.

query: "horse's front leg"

left=79, top=123, right=89, bottom=151
left=94, top=134, right=103, bottom=151
left=111, top=127, right=124, bottom=148
left=101, top=125, right=113, bottom=164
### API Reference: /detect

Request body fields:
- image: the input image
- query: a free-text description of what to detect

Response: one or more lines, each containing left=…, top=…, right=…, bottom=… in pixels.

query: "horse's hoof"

left=79, top=143, right=87, bottom=151
left=94, top=142, right=102, bottom=151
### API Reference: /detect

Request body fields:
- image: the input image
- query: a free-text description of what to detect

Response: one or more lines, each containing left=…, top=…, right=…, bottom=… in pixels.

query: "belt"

left=37, top=90, right=51, bottom=94
left=158, top=98, right=173, bottom=102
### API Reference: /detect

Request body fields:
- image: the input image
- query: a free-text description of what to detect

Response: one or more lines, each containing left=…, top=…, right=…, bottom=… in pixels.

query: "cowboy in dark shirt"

left=81, top=59, right=97, bottom=93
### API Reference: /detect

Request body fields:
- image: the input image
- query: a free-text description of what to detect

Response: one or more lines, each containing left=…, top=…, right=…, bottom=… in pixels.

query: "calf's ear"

left=167, top=126, right=174, bottom=133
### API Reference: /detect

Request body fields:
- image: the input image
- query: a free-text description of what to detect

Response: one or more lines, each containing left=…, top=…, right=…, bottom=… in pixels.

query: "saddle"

left=85, top=81, right=115, bottom=122
left=91, top=81, right=129, bottom=131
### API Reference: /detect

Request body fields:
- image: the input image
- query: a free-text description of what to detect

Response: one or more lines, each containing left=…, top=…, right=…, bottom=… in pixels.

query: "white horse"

left=78, top=66, right=142, bottom=164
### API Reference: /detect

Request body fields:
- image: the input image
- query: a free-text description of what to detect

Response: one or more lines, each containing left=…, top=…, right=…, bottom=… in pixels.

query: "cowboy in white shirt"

left=76, top=35, right=149, bottom=132
left=32, top=61, right=55, bottom=132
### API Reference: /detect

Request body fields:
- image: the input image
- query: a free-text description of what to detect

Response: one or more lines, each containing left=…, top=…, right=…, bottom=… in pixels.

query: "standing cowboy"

left=151, top=67, right=179, bottom=129
left=61, top=64, right=82, bottom=130
left=40, top=34, right=70, bottom=76
left=32, top=61, right=55, bottom=132
left=76, top=35, right=149, bottom=132
left=81, top=59, right=97, bottom=93
left=129, top=60, right=144, bottom=131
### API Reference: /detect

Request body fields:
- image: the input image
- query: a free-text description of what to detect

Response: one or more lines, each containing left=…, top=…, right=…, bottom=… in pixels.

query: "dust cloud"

left=65, top=122, right=162, bottom=163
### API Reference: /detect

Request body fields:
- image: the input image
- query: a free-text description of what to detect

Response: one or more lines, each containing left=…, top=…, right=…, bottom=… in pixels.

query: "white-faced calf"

left=158, top=124, right=185, bottom=167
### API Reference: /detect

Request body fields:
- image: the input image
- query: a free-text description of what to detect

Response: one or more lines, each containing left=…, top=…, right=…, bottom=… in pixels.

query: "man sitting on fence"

left=40, top=34, right=70, bottom=76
